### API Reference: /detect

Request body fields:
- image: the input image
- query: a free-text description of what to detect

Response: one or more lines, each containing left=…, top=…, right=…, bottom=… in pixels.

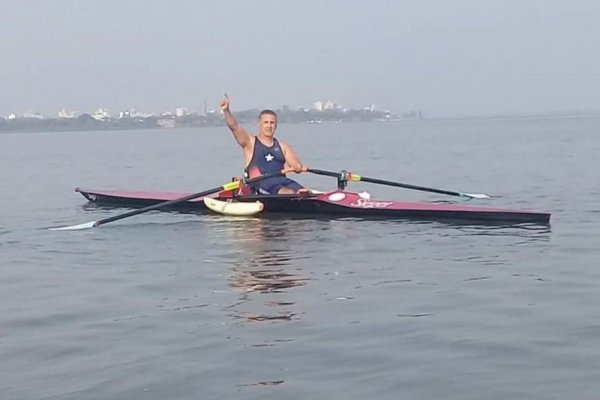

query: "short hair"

left=258, top=109, right=277, bottom=120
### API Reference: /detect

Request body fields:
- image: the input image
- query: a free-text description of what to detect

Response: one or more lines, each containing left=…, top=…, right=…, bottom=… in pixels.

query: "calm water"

left=1, top=117, right=599, bottom=399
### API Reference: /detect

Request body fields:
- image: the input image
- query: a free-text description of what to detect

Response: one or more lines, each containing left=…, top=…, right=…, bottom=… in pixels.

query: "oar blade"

left=460, top=192, right=491, bottom=199
left=49, top=221, right=97, bottom=231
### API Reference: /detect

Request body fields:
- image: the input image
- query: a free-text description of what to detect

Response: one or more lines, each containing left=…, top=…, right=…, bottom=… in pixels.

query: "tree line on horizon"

left=0, top=107, right=415, bottom=133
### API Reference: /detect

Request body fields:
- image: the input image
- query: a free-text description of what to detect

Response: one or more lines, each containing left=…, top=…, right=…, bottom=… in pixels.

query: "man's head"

left=258, top=109, right=277, bottom=138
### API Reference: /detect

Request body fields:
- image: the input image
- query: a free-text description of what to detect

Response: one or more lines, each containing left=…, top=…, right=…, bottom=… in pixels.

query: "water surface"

left=1, top=117, right=599, bottom=399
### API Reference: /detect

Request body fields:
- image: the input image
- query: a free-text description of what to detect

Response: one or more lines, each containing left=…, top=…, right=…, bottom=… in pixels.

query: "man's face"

left=259, top=114, right=277, bottom=137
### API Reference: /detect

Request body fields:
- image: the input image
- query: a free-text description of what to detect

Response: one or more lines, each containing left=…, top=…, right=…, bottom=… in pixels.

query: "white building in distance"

left=93, top=108, right=110, bottom=121
left=323, top=101, right=336, bottom=110
left=176, top=107, right=191, bottom=117
left=23, top=111, right=45, bottom=119
left=58, top=109, right=77, bottom=119
left=313, top=101, right=337, bottom=111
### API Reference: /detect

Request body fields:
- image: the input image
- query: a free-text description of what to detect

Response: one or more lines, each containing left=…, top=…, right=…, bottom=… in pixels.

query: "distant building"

left=23, top=110, right=45, bottom=119
left=92, top=108, right=110, bottom=121
left=323, top=101, right=336, bottom=110
left=313, top=100, right=337, bottom=111
left=176, top=107, right=190, bottom=117
left=119, top=110, right=131, bottom=119
left=5, top=113, right=17, bottom=120
left=129, top=109, right=154, bottom=118
left=58, top=109, right=77, bottom=119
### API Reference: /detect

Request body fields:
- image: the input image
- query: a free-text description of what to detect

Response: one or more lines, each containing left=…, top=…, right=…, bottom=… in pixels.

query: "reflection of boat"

left=75, top=187, right=551, bottom=224
left=230, top=265, right=307, bottom=294
left=219, top=219, right=308, bottom=323
left=228, top=263, right=306, bottom=322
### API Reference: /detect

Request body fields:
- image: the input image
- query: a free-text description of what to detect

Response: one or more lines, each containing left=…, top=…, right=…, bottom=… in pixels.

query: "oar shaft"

left=52, top=169, right=295, bottom=231
left=96, top=170, right=290, bottom=226
left=95, top=184, right=234, bottom=226
left=353, top=176, right=464, bottom=197
left=306, top=168, right=488, bottom=199
left=306, top=168, right=340, bottom=178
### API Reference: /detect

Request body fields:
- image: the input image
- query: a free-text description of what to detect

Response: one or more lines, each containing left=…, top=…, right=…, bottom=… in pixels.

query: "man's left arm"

left=280, top=141, right=304, bottom=173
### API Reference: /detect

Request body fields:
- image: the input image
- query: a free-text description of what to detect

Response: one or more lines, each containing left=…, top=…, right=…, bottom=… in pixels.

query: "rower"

left=220, top=94, right=309, bottom=195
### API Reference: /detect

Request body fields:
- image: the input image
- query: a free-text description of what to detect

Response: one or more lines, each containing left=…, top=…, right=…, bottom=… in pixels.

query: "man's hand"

left=220, top=94, right=230, bottom=111
left=292, top=163, right=305, bottom=173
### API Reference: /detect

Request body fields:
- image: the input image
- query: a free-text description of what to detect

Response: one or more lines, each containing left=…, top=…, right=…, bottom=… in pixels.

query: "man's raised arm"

left=220, top=94, right=251, bottom=148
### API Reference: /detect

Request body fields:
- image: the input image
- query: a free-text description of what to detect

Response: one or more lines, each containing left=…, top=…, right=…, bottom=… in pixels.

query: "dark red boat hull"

left=74, top=188, right=550, bottom=224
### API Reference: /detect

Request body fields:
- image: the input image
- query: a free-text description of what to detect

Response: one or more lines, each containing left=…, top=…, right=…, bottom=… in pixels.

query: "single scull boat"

left=74, top=187, right=550, bottom=224
left=51, top=168, right=550, bottom=231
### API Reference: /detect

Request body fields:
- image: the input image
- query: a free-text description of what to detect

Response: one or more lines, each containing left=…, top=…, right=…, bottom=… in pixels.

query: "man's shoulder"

left=277, top=139, right=291, bottom=148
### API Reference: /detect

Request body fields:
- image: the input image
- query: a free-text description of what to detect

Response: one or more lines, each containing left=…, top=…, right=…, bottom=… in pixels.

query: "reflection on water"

left=209, top=217, right=311, bottom=323
left=453, top=223, right=552, bottom=241
left=229, top=252, right=306, bottom=294
left=384, top=219, right=553, bottom=241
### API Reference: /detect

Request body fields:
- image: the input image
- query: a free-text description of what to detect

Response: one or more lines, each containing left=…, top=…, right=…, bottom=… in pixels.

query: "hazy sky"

left=2, top=0, right=599, bottom=117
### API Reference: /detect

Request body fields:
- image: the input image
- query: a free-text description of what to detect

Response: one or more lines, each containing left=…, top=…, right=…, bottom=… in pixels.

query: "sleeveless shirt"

left=244, top=137, right=288, bottom=193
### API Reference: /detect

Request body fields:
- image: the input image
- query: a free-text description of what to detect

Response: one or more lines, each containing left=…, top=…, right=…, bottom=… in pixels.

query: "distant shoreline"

left=0, top=107, right=405, bottom=133
left=2, top=109, right=599, bottom=134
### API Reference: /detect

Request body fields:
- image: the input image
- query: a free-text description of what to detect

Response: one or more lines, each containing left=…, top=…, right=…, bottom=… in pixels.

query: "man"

left=220, top=94, right=307, bottom=195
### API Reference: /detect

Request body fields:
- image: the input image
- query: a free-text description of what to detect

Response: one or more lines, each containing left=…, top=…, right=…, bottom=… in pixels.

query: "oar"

left=306, top=168, right=491, bottom=199
left=50, top=169, right=291, bottom=231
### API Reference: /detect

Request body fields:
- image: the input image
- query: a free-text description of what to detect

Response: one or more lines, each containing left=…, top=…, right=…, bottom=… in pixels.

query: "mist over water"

left=1, top=117, right=599, bottom=399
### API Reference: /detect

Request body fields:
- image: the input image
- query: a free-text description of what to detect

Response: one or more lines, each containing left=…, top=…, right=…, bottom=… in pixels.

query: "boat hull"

left=74, top=188, right=551, bottom=224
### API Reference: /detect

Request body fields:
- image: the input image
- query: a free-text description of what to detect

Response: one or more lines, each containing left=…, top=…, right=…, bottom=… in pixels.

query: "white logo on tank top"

left=265, top=153, right=274, bottom=162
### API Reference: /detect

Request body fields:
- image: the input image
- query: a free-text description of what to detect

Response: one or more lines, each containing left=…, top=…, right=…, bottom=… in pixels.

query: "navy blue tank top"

left=245, top=137, right=286, bottom=178
left=244, top=137, right=287, bottom=191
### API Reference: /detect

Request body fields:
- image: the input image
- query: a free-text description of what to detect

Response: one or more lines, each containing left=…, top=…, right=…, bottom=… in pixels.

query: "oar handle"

left=281, top=167, right=296, bottom=175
